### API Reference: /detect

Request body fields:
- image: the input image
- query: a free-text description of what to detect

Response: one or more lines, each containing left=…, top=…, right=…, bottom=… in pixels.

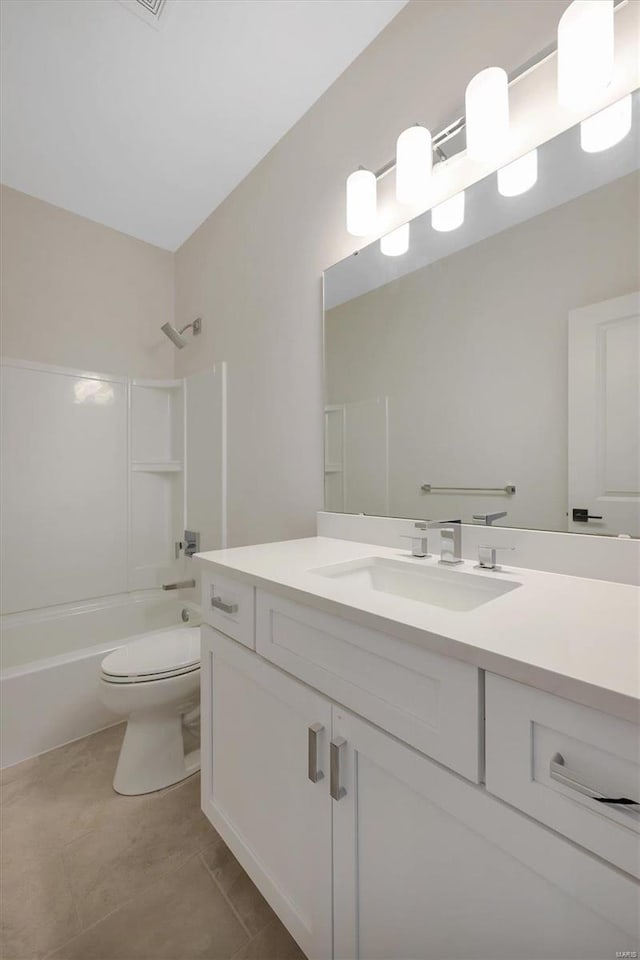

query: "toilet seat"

left=101, top=627, right=200, bottom=684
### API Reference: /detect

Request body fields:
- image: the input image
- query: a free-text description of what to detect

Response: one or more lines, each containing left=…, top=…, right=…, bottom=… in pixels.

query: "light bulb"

left=380, top=223, right=410, bottom=257
left=580, top=95, right=632, bottom=152
left=396, top=126, right=432, bottom=205
left=497, top=149, right=538, bottom=197
left=557, top=0, right=614, bottom=109
left=346, top=169, right=377, bottom=237
left=431, top=192, right=465, bottom=232
left=465, top=67, right=510, bottom=161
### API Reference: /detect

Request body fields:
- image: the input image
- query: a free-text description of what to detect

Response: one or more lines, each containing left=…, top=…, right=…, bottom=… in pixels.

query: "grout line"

left=19, top=734, right=207, bottom=958
left=59, top=796, right=209, bottom=934
left=58, top=844, right=84, bottom=944
left=198, top=850, right=254, bottom=941
left=57, top=771, right=199, bottom=858
left=42, top=848, right=206, bottom=960
left=228, top=915, right=281, bottom=960
left=72, top=845, right=203, bottom=933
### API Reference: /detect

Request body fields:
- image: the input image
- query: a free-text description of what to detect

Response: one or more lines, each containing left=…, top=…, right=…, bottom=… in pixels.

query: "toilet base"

left=113, top=709, right=201, bottom=796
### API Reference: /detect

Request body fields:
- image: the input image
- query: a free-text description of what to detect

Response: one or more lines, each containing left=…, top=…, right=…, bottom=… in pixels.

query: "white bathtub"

left=0, top=591, right=201, bottom=768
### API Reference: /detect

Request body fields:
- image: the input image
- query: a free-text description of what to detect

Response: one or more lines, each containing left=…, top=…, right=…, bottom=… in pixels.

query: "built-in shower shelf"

left=132, top=461, right=183, bottom=472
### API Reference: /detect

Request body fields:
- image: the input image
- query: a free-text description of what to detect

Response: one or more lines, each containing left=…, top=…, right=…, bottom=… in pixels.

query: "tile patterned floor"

left=0, top=724, right=306, bottom=960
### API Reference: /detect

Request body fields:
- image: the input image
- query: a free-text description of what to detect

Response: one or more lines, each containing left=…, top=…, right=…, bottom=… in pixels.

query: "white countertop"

left=196, top=536, right=640, bottom=723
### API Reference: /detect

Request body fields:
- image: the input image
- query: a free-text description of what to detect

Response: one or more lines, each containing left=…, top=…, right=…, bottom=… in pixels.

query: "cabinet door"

left=332, top=706, right=639, bottom=960
left=201, top=626, right=332, bottom=960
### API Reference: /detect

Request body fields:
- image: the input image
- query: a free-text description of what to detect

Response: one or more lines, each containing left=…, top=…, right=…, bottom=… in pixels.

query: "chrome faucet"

left=425, top=520, right=463, bottom=565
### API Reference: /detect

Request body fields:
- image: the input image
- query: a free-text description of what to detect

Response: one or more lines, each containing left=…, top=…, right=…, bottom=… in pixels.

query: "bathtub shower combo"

left=0, top=356, right=226, bottom=791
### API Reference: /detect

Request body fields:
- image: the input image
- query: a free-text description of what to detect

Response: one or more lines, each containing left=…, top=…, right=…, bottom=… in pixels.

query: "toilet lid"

left=101, top=626, right=200, bottom=680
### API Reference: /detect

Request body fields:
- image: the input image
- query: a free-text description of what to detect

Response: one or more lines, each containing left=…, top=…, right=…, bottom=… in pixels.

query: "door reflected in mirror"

left=323, top=90, right=640, bottom=538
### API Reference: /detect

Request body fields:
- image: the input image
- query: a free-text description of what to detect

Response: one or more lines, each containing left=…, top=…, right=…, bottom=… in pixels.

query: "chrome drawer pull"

left=330, top=737, right=347, bottom=801
left=211, top=596, right=238, bottom=615
left=308, top=723, right=324, bottom=783
left=550, top=753, right=640, bottom=818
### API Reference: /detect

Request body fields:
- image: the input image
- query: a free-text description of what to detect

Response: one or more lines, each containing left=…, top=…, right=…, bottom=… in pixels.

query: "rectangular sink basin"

left=309, top=556, right=520, bottom=612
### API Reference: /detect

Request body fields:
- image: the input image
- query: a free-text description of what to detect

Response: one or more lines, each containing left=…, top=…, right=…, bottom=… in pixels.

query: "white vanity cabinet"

left=200, top=625, right=333, bottom=959
left=200, top=570, right=640, bottom=960
left=255, top=589, right=483, bottom=782
left=332, top=707, right=638, bottom=960
left=485, top=673, right=640, bottom=880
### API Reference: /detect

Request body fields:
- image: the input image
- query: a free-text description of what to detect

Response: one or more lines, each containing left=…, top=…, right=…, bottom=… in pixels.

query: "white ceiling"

left=0, top=0, right=407, bottom=251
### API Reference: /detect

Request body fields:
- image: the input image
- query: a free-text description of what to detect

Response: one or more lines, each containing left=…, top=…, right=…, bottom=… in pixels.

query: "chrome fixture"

left=174, top=530, right=201, bottom=559
left=421, top=483, right=516, bottom=495
left=473, top=511, right=507, bottom=525
left=477, top=545, right=514, bottom=570
left=425, top=520, right=463, bottom=565
left=181, top=607, right=191, bottom=622
left=210, top=595, right=238, bottom=614
left=401, top=522, right=430, bottom=558
left=161, top=318, right=202, bottom=349
left=330, top=737, right=347, bottom=801
left=308, top=723, right=325, bottom=783
left=550, top=753, right=640, bottom=819
left=184, top=530, right=200, bottom=558
left=162, top=579, right=196, bottom=590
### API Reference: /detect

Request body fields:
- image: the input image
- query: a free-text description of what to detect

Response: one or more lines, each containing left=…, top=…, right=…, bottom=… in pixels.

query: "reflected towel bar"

left=421, top=484, right=516, bottom=495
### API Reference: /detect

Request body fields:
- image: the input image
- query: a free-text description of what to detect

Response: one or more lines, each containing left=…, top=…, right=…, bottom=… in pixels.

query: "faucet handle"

left=473, top=512, right=507, bottom=526
left=477, top=545, right=514, bottom=570
left=400, top=534, right=429, bottom=558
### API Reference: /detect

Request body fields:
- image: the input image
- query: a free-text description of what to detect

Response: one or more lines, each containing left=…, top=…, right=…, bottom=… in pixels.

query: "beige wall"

left=4, top=1, right=637, bottom=547
left=1, top=185, right=175, bottom=378
left=174, top=0, right=575, bottom=547
left=325, top=173, right=640, bottom=533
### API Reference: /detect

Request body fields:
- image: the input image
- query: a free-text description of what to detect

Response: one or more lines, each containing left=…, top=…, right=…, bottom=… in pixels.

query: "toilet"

left=99, top=626, right=201, bottom=796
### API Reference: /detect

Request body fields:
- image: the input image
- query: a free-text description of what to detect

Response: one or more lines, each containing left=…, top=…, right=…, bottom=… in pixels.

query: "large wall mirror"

left=323, top=90, right=640, bottom=537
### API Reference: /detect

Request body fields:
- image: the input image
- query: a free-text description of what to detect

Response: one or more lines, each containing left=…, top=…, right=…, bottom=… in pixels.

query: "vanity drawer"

left=255, top=590, right=482, bottom=781
left=485, top=674, right=640, bottom=878
left=201, top=570, right=255, bottom=649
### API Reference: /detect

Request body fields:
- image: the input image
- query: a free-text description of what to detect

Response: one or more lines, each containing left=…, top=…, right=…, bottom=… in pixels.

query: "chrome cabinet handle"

left=330, top=737, right=347, bottom=801
left=550, top=753, right=640, bottom=819
left=308, top=723, right=324, bottom=783
left=211, top=595, right=238, bottom=615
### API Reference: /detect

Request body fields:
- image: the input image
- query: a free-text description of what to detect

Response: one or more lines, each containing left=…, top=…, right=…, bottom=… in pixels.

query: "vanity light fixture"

left=465, top=67, right=510, bottom=162
left=431, top=191, right=465, bottom=232
left=396, top=126, right=432, bottom=205
left=345, top=0, right=626, bottom=235
left=346, top=168, right=377, bottom=237
left=580, top=94, right=633, bottom=152
left=380, top=223, right=410, bottom=256
left=497, top=149, right=538, bottom=197
left=557, top=0, right=614, bottom=109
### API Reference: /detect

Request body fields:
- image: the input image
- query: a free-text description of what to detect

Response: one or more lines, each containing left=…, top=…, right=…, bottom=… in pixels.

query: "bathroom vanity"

left=196, top=534, right=640, bottom=960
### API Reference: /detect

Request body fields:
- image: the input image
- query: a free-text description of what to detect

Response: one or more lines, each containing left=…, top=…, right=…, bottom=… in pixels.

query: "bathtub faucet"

left=161, top=580, right=196, bottom=591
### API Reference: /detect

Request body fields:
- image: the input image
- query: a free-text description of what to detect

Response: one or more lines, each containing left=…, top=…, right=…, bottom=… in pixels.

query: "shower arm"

left=179, top=319, right=201, bottom=336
